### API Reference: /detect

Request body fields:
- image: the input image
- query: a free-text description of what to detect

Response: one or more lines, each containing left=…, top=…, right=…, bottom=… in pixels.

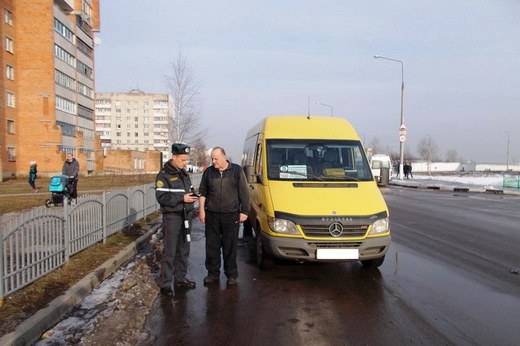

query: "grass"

left=0, top=174, right=156, bottom=214
left=0, top=174, right=160, bottom=338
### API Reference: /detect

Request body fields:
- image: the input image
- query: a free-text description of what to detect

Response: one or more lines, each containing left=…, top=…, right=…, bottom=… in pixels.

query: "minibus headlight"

left=268, top=217, right=299, bottom=235
left=369, top=218, right=389, bottom=235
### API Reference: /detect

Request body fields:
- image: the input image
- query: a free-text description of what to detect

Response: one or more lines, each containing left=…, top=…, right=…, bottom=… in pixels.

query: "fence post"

left=127, top=187, right=131, bottom=228
left=102, top=191, right=107, bottom=244
left=64, top=196, right=70, bottom=262
left=0, top=224, right=4, bottom=307
left=143, top=184, right=148, bottom=222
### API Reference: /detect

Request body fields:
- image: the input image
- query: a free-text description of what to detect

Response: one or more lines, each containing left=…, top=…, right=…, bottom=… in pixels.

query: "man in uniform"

left=155, top=143, right=199, bottom=297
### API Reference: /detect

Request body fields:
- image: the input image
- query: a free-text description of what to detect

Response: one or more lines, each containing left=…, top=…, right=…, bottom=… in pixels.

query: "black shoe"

left=226, top=278, right=237, bottom=286
left=174, top=279, right=196, bottom=289
left=160, top=287, right=174, bottom=297
left=203, top=276, right=219, bottom=285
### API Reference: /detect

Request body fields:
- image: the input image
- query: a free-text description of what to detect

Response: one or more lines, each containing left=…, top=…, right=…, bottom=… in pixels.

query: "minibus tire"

left=361, top=255, right=385, bottom=268
left=255, top=231, right=274, bottom=270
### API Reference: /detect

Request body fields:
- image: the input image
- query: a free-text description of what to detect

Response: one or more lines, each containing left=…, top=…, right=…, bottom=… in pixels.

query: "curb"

left=0, top=223, right=161, bottom=346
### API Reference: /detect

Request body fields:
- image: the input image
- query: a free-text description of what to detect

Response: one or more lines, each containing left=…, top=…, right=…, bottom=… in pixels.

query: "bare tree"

left=191, top=138, right=209, bottom=167
left=164, top=50, right=207, bottom=144
left=417, top=135, right=439, bottom=173
left=445, top=149, right=463, bottom=162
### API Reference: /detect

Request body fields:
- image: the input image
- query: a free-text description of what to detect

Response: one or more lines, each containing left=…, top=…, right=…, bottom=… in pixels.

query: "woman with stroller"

left=62, top=153, right=79, bottom=200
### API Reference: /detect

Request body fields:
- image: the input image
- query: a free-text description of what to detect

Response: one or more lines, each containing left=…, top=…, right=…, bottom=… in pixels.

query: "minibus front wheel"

left=256, top=230, right=275, bottom=270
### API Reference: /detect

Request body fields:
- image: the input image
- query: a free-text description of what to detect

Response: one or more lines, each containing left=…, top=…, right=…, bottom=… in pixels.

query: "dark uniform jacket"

left=199, top=162, right=250, bottom=215
left=155, top=160, right=194, bottom=214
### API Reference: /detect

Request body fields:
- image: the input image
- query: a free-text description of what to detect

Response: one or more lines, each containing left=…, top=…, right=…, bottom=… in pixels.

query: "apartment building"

left=95, top=90, right=173, bottom=163
left=0, top=0, right=100, bottom=180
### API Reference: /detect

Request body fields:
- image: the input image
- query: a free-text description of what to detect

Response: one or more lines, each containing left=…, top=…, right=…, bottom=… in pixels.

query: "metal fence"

left=0, top=173, right=203, bottom=305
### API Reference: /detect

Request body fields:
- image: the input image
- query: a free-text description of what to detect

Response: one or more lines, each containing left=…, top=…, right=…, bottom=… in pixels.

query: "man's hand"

left=239, top=213, right=248, bottom=223
left=184, top=193, right=199, bottom=203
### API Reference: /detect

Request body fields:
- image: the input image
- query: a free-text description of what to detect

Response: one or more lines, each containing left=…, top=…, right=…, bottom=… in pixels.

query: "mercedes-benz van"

left=242, top=115, right=391, bottom=269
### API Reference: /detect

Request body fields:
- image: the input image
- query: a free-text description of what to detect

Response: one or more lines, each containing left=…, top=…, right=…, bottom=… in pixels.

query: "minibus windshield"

left=266, top=139, right=373, bottom=181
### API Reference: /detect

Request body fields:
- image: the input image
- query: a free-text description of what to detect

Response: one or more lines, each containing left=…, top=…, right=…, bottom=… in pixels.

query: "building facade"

left=95, top=90, right=173, bottom=163
left=0, top=0, right=100, bottom=180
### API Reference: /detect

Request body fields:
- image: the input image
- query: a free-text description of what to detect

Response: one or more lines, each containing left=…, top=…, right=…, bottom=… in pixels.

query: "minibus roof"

left=246, top=115, right=360, bottom=140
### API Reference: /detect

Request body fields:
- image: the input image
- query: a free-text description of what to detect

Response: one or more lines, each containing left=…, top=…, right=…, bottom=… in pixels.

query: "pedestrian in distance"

left=407, top=161, right=414, bottom=179
left=155, top=143, right=199, bottom=297
left=62, top=153, right=79, bottom=200
left=404, top=162, right=409, bottom=179
left=28, top=160, right=38, bottom=193
left=198, top=147, right=250, bottom=287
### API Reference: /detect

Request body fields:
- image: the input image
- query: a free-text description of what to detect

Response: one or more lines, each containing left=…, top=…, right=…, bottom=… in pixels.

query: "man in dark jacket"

left=198, top=147, right=250, bottom=287
left=62, top=153, right=79, bottom=199
left=155, top=143, right=199, bottom=297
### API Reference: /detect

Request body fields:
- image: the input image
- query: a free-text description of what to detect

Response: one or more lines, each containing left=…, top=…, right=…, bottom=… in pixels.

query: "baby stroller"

left=45, top=174, right=73, bottom=207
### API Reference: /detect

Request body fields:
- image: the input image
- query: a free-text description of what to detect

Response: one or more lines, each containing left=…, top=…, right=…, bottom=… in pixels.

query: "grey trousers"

left=158, top=212, right=190, bottom=288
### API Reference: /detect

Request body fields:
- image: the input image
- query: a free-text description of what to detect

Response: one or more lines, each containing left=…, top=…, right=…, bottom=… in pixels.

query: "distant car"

left=370, top=154, right=393, bottom=185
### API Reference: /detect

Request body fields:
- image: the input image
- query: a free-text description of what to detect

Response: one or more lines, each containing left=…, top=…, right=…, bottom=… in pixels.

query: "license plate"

left=316, top=248, right=359, bottom=260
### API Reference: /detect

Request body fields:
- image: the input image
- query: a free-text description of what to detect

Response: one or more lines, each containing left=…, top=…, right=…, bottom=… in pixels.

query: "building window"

left=56, top=121, right=76, bottom=137
left=6, top=64, right=14, bottom=79
left=7, top=119, right=15, bottom=134
left=77, top=60, right=93, bottom=78
left=4, top=9, right=13, bottom=25
left=82, top=0, right=93, bottom=19
left=78, top=104, right=94, bottom=120
left=76, top=37, right=93, bottom=58
left=54, top=18, right=74, bottom=42
left=6, top=92, right=15, bottom=107
left=55, top=69, right=76, bottom=90
left=77, top=82, right=93, bottom=98
left=7, top=146, right=16, bottom=161
left=54, top=44, right=76, bottom=66
left=5, top=36, right=13, bottom=53
left=55, top=96, right=76, bottom=114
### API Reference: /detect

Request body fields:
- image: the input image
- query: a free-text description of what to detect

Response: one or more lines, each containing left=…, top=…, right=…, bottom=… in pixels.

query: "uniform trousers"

left=159, top=212, right=190, bottom=288
left=205, top=211, right=240, bottom=279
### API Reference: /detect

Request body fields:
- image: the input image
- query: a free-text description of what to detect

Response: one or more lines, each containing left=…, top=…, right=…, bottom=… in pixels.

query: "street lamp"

left=316, top=101, right=334, bottom=117
left=374, top=55, right=405, bottom=179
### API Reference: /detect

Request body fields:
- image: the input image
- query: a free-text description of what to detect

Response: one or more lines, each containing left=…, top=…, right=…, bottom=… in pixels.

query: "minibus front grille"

left=301, top=224, right=369, bottom=238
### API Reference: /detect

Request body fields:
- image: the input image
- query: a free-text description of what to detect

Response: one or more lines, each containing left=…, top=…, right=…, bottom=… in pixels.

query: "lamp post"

left=316, top=101, right=334, bottom=117
left=374, top=55, right=405, bottom=179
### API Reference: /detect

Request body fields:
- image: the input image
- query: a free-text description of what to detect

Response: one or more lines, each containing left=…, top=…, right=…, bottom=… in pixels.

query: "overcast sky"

left=94, top=0, right=520, bottom=164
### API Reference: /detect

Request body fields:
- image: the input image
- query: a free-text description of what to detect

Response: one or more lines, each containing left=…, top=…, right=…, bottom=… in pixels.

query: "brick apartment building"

left=0, top=0, right=101, bottom=180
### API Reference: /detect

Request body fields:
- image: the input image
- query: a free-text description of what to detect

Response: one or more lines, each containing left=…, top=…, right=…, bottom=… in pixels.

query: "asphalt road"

left=142, top=187, right=520, bottom=346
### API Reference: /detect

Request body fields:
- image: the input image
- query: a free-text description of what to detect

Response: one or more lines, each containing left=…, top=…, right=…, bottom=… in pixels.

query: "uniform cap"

left=171, top=143, right=191, bottom=155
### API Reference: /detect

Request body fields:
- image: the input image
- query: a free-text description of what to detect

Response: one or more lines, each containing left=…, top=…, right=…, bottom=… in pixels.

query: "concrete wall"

left=412, top=161, right=520, bottom=173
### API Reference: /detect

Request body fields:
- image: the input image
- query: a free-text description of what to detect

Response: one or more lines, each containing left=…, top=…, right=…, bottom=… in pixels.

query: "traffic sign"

left=399, top=135, right=406, bottom=142
left=399, top=124, right=407, bottom=136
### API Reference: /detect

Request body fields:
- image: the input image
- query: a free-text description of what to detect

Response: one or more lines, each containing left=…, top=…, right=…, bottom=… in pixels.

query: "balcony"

left=54, top=0, right=74, bottom=12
